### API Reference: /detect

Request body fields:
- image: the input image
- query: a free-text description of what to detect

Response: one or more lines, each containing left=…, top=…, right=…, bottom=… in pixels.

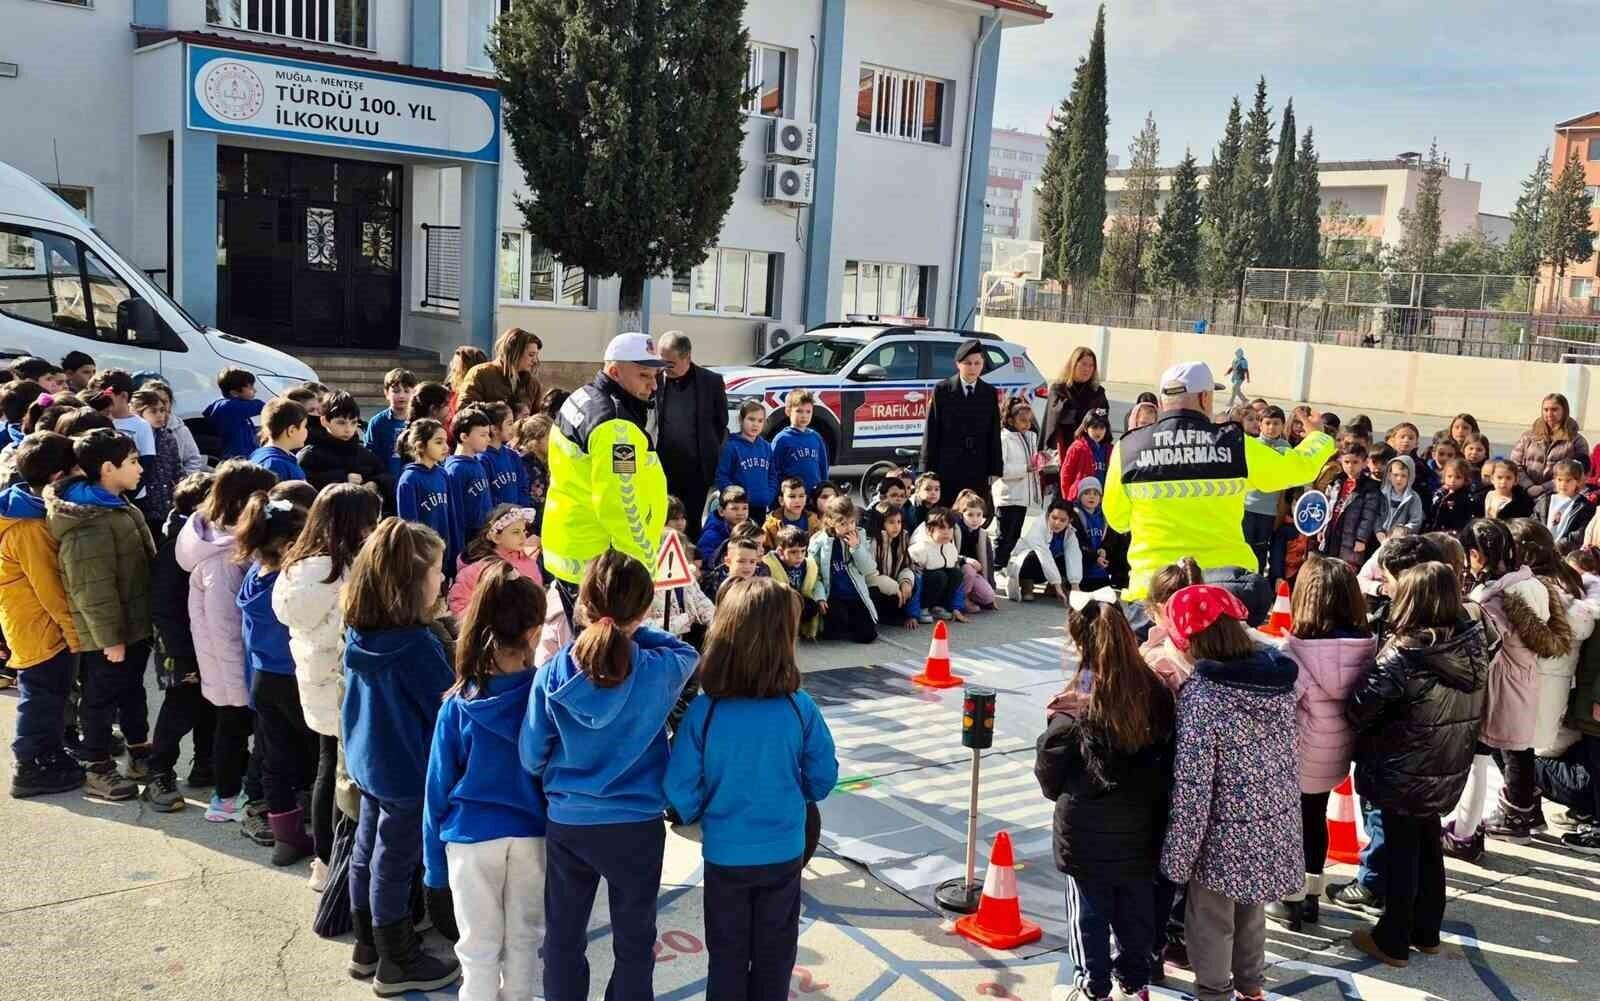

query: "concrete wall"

left=980, top=316, right=1600, bottom=430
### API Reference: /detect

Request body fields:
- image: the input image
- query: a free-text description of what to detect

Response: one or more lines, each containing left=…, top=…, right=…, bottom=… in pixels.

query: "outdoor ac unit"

left=764, top=164, right=814, bottom=205
left=766, top=118, right=817, bottom=163
left=755, top=322, right=796, bottom=356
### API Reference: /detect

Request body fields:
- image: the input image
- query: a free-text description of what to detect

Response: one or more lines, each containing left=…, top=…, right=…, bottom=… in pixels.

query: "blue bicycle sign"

left=1294, top=490, right=1330, bottom=537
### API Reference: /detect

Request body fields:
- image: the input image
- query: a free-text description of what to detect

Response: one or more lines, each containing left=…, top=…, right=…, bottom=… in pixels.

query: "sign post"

left=1293, top=490, right=1330, bottom=537
left=653, top=532, right=693, bottom=590
left=936, top=685, right=996, bottom=913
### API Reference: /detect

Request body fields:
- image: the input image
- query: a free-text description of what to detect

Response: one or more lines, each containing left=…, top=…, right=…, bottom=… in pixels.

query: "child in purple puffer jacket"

left=1160, top=584, right=1302, bottom=1001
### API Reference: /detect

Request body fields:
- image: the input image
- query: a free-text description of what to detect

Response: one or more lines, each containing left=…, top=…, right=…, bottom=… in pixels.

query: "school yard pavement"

left=2, top=598, right=1598, bottom=1000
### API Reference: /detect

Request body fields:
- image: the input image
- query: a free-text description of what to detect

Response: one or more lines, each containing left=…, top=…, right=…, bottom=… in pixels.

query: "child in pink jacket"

left=1140, top=558, right=1203, bottom=692
left=1270, top=556, right=1377, bottom=930
left=447, top=505, right=543, bottom=618
left=173, top=459, right=277, bottom=822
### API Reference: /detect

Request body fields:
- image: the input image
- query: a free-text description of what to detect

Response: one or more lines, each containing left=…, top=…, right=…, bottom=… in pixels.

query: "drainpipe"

left=948, top=9, right=1003, bottom=327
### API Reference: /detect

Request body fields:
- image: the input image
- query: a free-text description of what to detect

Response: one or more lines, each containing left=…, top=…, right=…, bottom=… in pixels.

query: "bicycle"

left=858, top=447, right=921, bottom=507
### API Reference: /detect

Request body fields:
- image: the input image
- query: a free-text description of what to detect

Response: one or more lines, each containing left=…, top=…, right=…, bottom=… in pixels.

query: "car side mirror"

left=118, top=298, right=161, bottom=347
left=852, top=364, right=889, bottom=382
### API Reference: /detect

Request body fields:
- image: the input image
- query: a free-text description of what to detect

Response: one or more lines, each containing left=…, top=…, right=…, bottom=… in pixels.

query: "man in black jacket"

left=654, top=331, right=728, bottom=539
left=920, top=339, right=1003, bottom=515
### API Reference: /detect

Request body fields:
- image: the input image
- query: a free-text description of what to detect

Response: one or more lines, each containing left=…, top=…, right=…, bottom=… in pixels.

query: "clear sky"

left=992, top=0, right=1597, bottom=215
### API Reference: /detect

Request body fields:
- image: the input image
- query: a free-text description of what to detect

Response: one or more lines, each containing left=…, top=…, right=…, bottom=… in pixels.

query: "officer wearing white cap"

left=920, top=337, right=1004, bottom=513
left=543, top=333, right=671, bottom=589
left=1103, top=360, right=1333, bottom=606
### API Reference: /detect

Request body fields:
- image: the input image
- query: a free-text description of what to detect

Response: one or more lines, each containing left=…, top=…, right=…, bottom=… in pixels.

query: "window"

left=208, top=0, right=371, bottom=49
left=0, top=224, right=132, bottom=340
left=743, top=44, right=788, bottom=117
left=1589, top=138, right=1600, bottom=161
left=41, top=0, right=91, bottom=6
left=1587, top=185, right=1600, bottom=203
left=671, top=248, right=776, bottom=317
left=1570, top=277, right=1595, bottom=299
left=856, top=65, right=947, bottom=144
left=842, top=259, right=928, bottom=318
left=851, top=341, right=922, bottom=381
left=47, top=186, right=91, bottom=220
left=498, top=230, right=589, bottom=307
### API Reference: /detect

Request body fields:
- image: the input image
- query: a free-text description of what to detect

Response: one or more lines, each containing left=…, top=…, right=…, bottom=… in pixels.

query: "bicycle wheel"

left=858, top=460, right=897, bottom=506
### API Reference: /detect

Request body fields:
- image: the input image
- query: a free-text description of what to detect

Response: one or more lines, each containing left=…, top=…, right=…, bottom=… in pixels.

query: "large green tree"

left=1396, top=139, right=1446, bottom=272
left=1540, top=146, right=1598, bottom=307
left=1152, top=149, right=1203, bottom=291
left=1059, top=5, right=1108, bottom=287
left=1289, top=126, right=1322, bottom=268
left=1504, top=149, right=1552, bottom=278
left=1218, top=77, right=1273, bottom=296
left=1037, top=67, right=1080, bottom=282
left=491, top=0, right=749, bottom=327
left=1201, top=98, right=1243, bottom=294
left=1265, top=98, right=1297, bottom=267
left=1102, top=111, right=1160, bottom=293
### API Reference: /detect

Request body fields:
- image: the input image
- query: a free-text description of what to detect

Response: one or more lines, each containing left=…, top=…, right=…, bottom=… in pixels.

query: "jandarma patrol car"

left=712, top=321, right=1048, bottom=469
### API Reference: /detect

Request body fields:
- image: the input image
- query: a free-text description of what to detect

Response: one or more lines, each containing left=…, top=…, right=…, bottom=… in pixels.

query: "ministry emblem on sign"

left=203, top=62, right=265, bottom=121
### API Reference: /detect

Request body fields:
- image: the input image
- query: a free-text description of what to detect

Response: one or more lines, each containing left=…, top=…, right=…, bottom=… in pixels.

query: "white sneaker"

left=308, top=857, right=329, bottom=893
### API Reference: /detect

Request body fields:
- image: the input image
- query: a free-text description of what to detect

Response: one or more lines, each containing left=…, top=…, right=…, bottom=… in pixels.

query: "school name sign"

left=187, top=45, right=500, bottom=163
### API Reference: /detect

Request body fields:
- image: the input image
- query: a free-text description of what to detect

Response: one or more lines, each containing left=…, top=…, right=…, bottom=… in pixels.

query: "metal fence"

left=420, top=223, right=461, bottom=310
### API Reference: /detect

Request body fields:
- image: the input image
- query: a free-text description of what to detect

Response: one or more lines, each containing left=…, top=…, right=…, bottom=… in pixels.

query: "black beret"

left=955, top=338, right=984, bottom=362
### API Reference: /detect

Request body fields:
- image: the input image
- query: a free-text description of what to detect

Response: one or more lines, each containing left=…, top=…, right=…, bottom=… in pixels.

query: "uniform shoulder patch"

left=612, top=442, right=637, bottom=474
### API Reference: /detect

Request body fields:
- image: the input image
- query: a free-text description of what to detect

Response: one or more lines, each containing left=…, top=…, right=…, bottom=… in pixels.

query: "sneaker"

left=309, top=857, right=330, bottom=892
left=241, top=800, right=275, bottom=847
left=1005, top=573, right=1022, bottom=603
left=1484, top=803, right=1536, bottom=845
left=205, top=791, right=246, bottom=822
left=930, top=607, right=952, bottom=621
left=1551, top=807, right=1595, bottom=831
left=140, top=770, right=186, bottom=812
left=1324, top=880, right=1384, bottom=914
left=82, top=759, right=138, bottom=801
left=1560, top=827, right=1600, bottom=856
left=10, top=753, right=85, bottom=798
left=124, top=744, right=154, bottom=782
left=1442, top=820, right=1486, bottom=862
left=185, top=762, right=216, bottom=788
left=916, top=610, right=934, bottom=624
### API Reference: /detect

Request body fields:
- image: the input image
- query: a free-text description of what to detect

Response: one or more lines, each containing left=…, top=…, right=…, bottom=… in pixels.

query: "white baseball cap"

left=603, top=332, right=667, bottom=368
left=1159, top=361, right=1224, bottom=396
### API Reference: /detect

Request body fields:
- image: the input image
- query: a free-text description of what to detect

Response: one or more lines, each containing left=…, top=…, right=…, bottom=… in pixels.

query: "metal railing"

left=420, top=224, right=461, bottom=311
left=1243, top=267, right=1535, bottom=312
left=207, top=0, right=371, bottom=49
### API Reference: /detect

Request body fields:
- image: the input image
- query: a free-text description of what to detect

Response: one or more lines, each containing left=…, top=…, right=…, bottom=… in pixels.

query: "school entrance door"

left=216, top=147, right=401, bottom=349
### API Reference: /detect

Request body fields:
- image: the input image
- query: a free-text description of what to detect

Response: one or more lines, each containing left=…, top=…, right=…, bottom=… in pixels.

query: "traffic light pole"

left=937, top=685, right=995, bottom=914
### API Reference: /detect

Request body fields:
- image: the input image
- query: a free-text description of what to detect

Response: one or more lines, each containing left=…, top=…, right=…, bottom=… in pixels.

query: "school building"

left=1544, top=111, right=1600, bottom=311
left=0, top=0, right=1050, bottom=384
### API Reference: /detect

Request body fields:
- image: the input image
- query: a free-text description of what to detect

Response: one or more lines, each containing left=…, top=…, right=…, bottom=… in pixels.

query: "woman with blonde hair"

left=1039, top=347, right=1109, bottom=456
left=459, top=327, right=544, bottom=417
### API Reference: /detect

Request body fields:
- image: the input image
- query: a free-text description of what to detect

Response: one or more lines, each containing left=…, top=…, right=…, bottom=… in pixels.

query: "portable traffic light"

left=962, top=686, right=996, bottom=750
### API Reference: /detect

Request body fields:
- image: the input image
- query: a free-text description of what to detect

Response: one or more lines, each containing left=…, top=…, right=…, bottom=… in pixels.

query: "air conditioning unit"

left=755, top=321, right=796, bottom=357
left=766, top=117, right=817, bottom=163
left=764, top=164, right=814, bottom=205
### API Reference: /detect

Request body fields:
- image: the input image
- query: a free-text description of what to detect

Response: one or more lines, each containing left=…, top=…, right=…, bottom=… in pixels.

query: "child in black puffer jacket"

left=1035, top=597, right=1174, bottom=1001
left=1347, top=561, right=1489, bottom=969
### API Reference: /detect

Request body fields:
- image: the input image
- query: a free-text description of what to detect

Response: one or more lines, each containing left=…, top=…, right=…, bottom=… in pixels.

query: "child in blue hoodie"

left=716, top=400, right=775, bottom=521
left=444, top=407, right=495, bottom=572
left=341, top=517, right=461, bottom=995
left=1074, top=476, right=1115, bottom=591
left=664, top=576, right=838, bottom=999
left=247, top=397, right=310, bottom=482
left=397, top=419, right=453, bottom=558
left=520, top=550, right=698, bottom=1001
left=235, top=480, right=317, bottom=865
left=477, top=402, right=529, bottom=507
left=768, top=390, right=829, bottom=495
left=697, top=483, right=750, bottom=560
left=203, top=367, right=267, bottom=460
left=364, top=367, right=416, bottom=481
left=425, top=561, right=549, bottom=1001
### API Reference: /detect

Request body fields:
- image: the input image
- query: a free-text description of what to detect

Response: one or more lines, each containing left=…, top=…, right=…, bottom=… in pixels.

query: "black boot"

left=371, top=918, right=460, bottom=997
left=1264, top=898, right=1303, bottom=932
left=349, top=908, right=378, bottom=980
left=1300, top=894, right=1319, bottom=924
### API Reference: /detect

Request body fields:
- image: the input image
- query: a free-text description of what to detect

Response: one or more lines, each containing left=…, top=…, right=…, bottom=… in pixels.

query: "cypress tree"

left=1505, top=150, right=1552, bottom=279
left=1152, top=149, right=1203, bottom=292
left=1220, top=77, right=1273, bottom=296
left=1266, top=99, right=1297, bottom=267
left=1397, top=139, right=1446, bottom=272
left=492, top=0, right=750, bottom=328
left=1037, top=70, right=1079, bottom=283
left=1541, top=146, right=1598, bottom=307
left=1060, top=5, right=1108, bottom=287
left=1205, top=99, right=1243, bottom=231
left=1290, top=127, right=1322, bottom=268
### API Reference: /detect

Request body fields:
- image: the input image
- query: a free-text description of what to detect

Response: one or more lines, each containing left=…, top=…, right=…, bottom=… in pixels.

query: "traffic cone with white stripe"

left=953, top=831, right=1041, bottom=949
left=1326, top=772, right=1367, bottom=864
left=913, top=620, right=960, bottom=689
left=1259, top=579, right=1292, bottom=637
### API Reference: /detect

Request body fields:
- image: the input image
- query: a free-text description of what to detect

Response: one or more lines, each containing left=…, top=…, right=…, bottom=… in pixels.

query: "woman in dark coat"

left=1039, top=347, right=1111, bottom=457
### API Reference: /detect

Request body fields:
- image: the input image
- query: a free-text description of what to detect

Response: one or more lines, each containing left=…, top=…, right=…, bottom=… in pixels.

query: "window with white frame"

left=1569, top=277, right=1595, bottom=300
left=207, top=0, right=371, bottom=49
left=841, top=260, right=928, bottom=318
left=498, top=231, right=589, bottom=307
left=743, top=44, right=788, bottom=117
left=856, top=65, right=948, bottom=145
left=671, top=248, right=776, bottom=317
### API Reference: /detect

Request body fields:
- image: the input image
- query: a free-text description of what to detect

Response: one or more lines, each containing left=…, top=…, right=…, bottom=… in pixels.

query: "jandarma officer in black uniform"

left=920, top=338, right=1004, bottom=512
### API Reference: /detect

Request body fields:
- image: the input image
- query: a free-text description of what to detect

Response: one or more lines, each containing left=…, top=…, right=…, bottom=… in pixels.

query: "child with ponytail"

left=1035, top=596, right=1174, bottom=1001
left=425, top=562, right=549, bottom=1001
left=234, top=480, right=317, bottom=866
left=520, top=549, right=698, bottom=1001
left=274, top=483, right=383, bottom=887
left=665, top=577, right=839, bottom=1000
left=341, top=518, right=460, bottom=995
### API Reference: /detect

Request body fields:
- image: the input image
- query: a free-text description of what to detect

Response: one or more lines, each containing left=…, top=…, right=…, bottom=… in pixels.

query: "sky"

left=991, top=0, right=1599, bottom=214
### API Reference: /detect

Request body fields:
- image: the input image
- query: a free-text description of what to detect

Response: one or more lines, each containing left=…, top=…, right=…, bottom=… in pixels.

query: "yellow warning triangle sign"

left=653, top=531, right=694, bottom=591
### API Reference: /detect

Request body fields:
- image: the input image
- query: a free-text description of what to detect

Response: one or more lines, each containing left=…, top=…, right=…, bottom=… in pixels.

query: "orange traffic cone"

left=1326, top=772, right=1367, bottom=864
left=913, top=620, right=961, bottom=688
left=954, top=831, right=1041, bottom=950
left=1259, top=579, right=1292, bottom=637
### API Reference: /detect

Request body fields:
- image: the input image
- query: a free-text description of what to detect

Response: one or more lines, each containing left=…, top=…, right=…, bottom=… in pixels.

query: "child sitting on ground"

left=910, top=508, right=967, bottom=623
left=1005, top=499, right=1082, bottom=605
left=698, top=484, right=750, bottom=562
left=1428, top=457, right=1480, bottom=533
left=951, top=490, right=998, bottom=612
left=807, top=495, right=878, bottom=644
left=907, top=472, right=942, bottom=534
left=650, top=528, right=716, bottom=646
left=1483, top=459, right=1535, bottom=521
left=702, top=534, right=768, bottom=603
left=763, top=524, right=822, bottom=639
left=863, top=475, right=909, bottom=538
left=1074, top=477, right=1116, bottom=593
left=448, top=504, right=543, bottom=618
left=868, top=503, right=921, bottom=629
left=761, top=476, right=819, bottom=550
left=1536, top=458, right=1594, bottom=553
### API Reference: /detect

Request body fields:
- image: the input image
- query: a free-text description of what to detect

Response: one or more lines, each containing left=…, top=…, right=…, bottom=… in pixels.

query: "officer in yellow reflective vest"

left=1104, top=361, right=1333, bottom=606
left=543, top=334, right=670, bottom=590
